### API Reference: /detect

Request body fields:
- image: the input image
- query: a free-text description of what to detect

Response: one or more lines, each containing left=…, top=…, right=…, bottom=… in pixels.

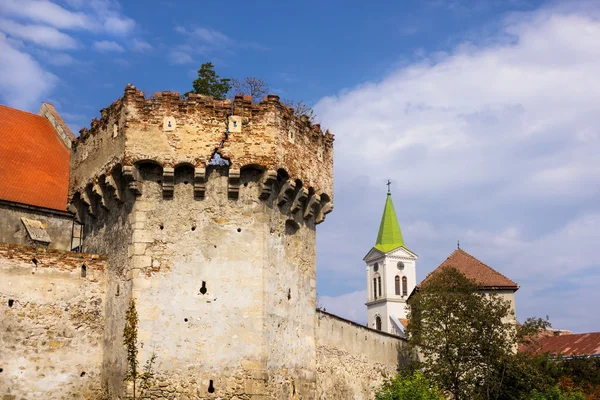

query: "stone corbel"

left=194, top=168, right=206, bottom=199
left=122, top=165, right=142, bottom=196
left=228, top=169, right=241, bottom=199
left=276, top=180, right=296, bottom=207
left=303, top=193, right=321, bottom=220
left=80, top=188, right=95, bottom=216
left=316, top=201, right=333, bottom=225
left=259, top=170, right=278, bottom=200
left=105, top=173, right=123, bottom=202
left=290, top=187, right=308, bottom=214
left=162, top=167, right=174, bottom=197
left=92, top=182, right=108, bottom=209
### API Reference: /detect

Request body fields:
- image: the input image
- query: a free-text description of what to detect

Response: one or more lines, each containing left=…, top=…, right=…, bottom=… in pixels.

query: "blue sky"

left=1, top=0, right=599, bottom=332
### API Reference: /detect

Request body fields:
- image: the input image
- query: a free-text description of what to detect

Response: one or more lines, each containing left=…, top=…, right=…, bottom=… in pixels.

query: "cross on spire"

left=386, top=179, right=391, bottom=194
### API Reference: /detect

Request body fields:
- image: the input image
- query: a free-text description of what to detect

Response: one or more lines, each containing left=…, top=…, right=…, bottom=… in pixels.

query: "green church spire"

left=374, top=191, right=405, bottom=253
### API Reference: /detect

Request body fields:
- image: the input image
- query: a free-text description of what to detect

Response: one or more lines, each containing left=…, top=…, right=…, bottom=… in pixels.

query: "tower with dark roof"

left=363, top=190, right=417, bottom=336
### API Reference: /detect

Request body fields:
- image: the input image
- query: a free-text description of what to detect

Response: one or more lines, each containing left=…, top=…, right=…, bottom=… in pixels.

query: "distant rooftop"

left=0, top=104, right=70, bottom=211
left=420, top=249, right=519, bottom=290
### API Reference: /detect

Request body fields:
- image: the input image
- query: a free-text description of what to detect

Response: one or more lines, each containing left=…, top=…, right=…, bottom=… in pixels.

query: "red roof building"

left=521, top=332, right=600, bottom=358
left=420, top=249, right=519, bottom=290
left=0, top=104, right=71, bottom=211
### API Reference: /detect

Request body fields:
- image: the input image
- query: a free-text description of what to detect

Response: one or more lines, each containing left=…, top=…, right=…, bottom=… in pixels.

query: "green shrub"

left=526, top=386, right=586, bottom=400
left=376, top=371, right=443, bottom=400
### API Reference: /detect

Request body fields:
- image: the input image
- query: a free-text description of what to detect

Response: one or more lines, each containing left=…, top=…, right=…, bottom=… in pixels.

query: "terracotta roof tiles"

left=421, top=249, right=519, bottom=290
left=520, top=332, right=600, bottom=357
left=0, top=104, right=70, bottom=211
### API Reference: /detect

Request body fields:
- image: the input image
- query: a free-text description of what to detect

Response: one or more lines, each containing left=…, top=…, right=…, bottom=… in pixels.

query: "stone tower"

left=69, top=85, right=333, bottom=399
left=363, top=190, right=417, bottom=336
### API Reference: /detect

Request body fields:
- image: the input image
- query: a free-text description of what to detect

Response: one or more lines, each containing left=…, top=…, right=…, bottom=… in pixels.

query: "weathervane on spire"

left=386, top=179, right=392, bottom=194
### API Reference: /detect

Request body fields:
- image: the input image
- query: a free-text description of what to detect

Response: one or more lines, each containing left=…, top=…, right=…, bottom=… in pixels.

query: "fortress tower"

left=69, top=85, right=334, bottom=399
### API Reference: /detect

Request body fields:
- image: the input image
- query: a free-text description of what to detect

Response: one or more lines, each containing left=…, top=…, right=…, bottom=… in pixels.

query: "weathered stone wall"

left=72, top=162, right=327, bottom=398
left=70, top=85, right=333, bottom=203
left=0, top=243, right=106, bottom=400
left=0, top=201, right=74, bottom=251
left=66, top=84, right=335, bottom=399
left=316, top=310, right=406, bottom=400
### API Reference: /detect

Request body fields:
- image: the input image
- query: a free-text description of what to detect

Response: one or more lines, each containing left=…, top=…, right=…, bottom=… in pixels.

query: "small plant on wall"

left=123, top=299, right=157, bottom=399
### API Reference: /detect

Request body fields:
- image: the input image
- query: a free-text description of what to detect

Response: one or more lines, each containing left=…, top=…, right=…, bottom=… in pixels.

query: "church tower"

left=363, top=188, right=417, bottom=336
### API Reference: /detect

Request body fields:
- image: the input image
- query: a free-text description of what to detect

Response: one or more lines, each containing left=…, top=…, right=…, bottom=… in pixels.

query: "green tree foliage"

left=526, top=386, right=585, bottom=400
left=407, top=266, right=554, bottom=400
left=407, top=266, right=518, bottom=399
left=123, top=299, right=157, bottom=399
left=376, top=371, right=444, bottom=400
left=187, top=62, right=231, bottom=100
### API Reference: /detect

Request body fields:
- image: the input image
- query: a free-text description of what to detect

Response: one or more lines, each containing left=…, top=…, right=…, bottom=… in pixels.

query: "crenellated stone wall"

left=70, top=85, right=333, bottom=204
left=0, top=243, right=107, bottom=400
left=66, top=85, right=334, bottom=399
left=316, top=310, right=406, bottom=400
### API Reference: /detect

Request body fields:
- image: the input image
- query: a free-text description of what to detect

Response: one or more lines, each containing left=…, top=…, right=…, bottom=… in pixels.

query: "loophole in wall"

left=237, top=228, right=241, bottom=233
left=184, top=318, right=189, bottom=322
left=199, top=281, right=207, bottom=295
left=80, top=371, right=86, bottom=377
left=208, top=380, right=215, bottom=393
left=8, top=299, right=14, bottom=307
left=81, top=264, right=87, bottom=278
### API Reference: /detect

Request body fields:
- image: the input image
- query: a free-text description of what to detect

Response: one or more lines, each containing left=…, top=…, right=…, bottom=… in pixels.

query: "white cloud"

left=93, top=40, right=125, bottom=52
left=320, top=290, right=368, bottom=325
left=0, top=33, right=57, bottom=110
left=131, top=38, right=152, bottom=53
left=103, top=15, right=135, bottom=35
left=315, top=3, right=600, bottom=332
left=0, top=19, right=78, bottom=49
left=0, top=0, right=94, bottom=30
left=176, top=26, right=232, bottom=46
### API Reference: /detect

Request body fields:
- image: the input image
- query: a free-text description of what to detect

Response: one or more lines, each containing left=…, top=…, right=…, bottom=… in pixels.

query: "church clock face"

left=373, top=262, right=379, bottom=272
left=397, top=261, right=404, bottom=270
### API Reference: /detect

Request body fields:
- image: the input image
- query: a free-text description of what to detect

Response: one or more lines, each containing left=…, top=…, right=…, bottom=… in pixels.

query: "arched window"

left=375, top=315, right=382, bottom=331
left=378, top=276, right=382, bottom=298
left=373, top=278, right=377, bottom=299
left=395, top=275, right=400, bottom=295
left=402, top=276, right=408, bottom=296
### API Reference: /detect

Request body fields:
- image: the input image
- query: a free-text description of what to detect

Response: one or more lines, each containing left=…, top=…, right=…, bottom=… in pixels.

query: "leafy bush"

left=527, top=386, right=586, bottom=400
left=376, top=371, right=443, bottom=400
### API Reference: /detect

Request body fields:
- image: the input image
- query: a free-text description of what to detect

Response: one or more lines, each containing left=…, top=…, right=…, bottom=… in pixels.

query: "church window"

left=378, top=276, right=382, bottom=298
left=375, top=316, right=382, bottom=331
left=373, top=278, right=377, bottom=299
left=402, top=276, right=408, bottom=296
left=395, top=276, right=400, bottom=295
left=373, top=262, right=379, bottom=272
left=397, top=261, right=404, bottom=270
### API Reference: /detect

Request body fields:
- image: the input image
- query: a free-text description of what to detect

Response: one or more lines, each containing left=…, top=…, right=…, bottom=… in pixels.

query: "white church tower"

left=363, top=187, right=417, bottom=336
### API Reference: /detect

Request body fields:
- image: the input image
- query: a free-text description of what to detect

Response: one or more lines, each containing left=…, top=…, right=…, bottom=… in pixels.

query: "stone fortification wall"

left=0, top=243, right=106, bottom=400
left=74, top=162, right=323, bottom=399
left=0, top=201, right=74, bottom=251
left=316, top=310, right=406, bottom=400
left=70, top=84, right=333, bottom=203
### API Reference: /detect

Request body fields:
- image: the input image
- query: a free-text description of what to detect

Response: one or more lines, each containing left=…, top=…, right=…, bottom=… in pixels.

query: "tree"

left=406, top=266, right=525, bottom=400
left=123, top=299, right=156, bottom=399
left=187, top=62, right=231, bottom=100
left=231, top=77, right=269, bottom=102
left=376, top=371, right=444, bottom=400
left=283, top=99, right=316, bottom=123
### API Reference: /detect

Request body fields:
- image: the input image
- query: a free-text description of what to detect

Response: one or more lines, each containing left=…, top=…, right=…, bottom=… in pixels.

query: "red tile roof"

left=398, top=318, right=409, bottom=329
left=520, top=332, right=600, bottom=357
left=422, top=249, right=519, bottom=290
left=0, top=104, right=70, bottom=211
